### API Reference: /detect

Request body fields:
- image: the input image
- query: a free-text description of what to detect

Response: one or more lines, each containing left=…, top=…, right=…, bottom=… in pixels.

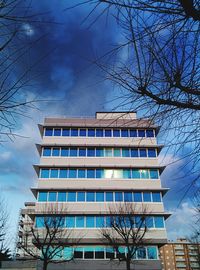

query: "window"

left=50, top=169, right=59, bottom=178
left=139, top=149, right=147, bottom=157
left=137, top=248, right=147, bottom=259
left=78, top=169, right=85, bottom=178
left=122, top=148, right=130, bottom=157
left=54, top=128, right=61, bottom=136
left=124, top=192, right=133, bottom=202
left=79, top=148, right=86, bottom=156
left=43, top=148, right=51, bottom=156
left=138, top=130, right=145, bottom=137
left=148, top=149, right=157, bottom=157
left=70, top=148, right=77, bottom=157
left=130, top=129, right=137, bottom=137
left=69, top=169, right=76, bottom=178
left=146, top=129, right=154, bottom=137
left=35, top=217, right=44, bottom=228
left=115, top=192, right=123, bottom=202
left=67, top=192, right=76, bottom=202
left=86, top=216, right=94, bottom=228
left=71, top=129, right=78, bottom=136
left=48, top=192, right=57, bottom=201
left=154, top=217, right=164, bottom=228
left=152, top=192, right=161, bottom=202
left=74, top=247, right=83, bottom=259
left=66, top=217, right=75, bottom=228
left=134, top=192, right=142, bottom=202
left=150, top=170, right=159, bottom=179
left=143, top=192, right=151, bottom=202
left=123, top=169, right=131, bottom=179
left=96, top=192, right=104, bottom=202
left=96, top=169, right=103, bottom=178
left=84, top=247, right=94, bottom=259
left=79, top=129, right=86, bottom=136
left=96, top=148, right=104, bottom=157
left=105, top=192, right=113, bottom=202
left=113, top=129, right=120, bottom=137
left=52, top=148, right=60, bottom=156
left=60, top=169, right=68, bottom=178
left=62, top=128, right=70, bottom=136
left=86, top=192, right=95, bottom=202
left=105, top=129, right=112, bottom=137
left=146, top=217, right=154, bottom=228
left=131, top=149, right=138, bottom=157
left=40, top=169, right=49, bottom=178
left=58, top=192, right=66, bottom=202
left=132, top=169, right=140, bottom=179
left=95, top=247, right=104, bottom=259
left=61, top=148, right=69, bottom=157
left=96, top=129, right=103, bottom=137
left=88, top=129, right=95, bottom=137
left=87, top=148, right=95, bottom=157
left=45, top=128, right=53, bottom=136
left=63, top=247, right=73, bottom=260
left=77, top=192, right=85, bottom=202
left=140, top=170, right=149, bottom=179
left=96, top=217, right=104, bottom=228
left=38, top=192, right=47, bottom=202
left=76, top=216, right=84, bottom=228
left=147, top=247, right=157, bottom=259
left=106, top=247, right=115, bottom=259
left=121, top=129, right=129, bottom=137
left=87, top=169, right=95, bottom=178
left=113, top=148, right=121, bottom=157
left=105, top=148, right=112, bottom=157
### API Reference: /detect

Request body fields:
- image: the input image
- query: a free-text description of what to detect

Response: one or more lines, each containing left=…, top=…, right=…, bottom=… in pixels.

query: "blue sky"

left=0, top=1, right=196, bottom=250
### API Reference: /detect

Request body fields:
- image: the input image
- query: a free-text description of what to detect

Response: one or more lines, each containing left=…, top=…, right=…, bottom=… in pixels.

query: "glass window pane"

left=113, top=129, right=120, bottom=137
left=86, top=192, right=95, bottom=202
left=105, top=148, right=112, bottom=157
left=96, top=129, right=103, bottom=137
left=137, top=248, right=146, bottom=259
left=122, top=148, right=130, bottom=157
left=96, top=148, right=104, bottom=157
left=87, top=148, right=95, bottom=157
left=105, top=129, right=112, bottom=137
left=154, top=217, right=164, bottom=228
left=45, top=128, right=53, bottom=136
left=52, top=148, right=60, bottom=156
left=96, top=192, right=104, bottom=202
left=130, top=129, right=137, bottom=137
left=67, top=192, right=76, bottom=202
left=113, top=148, right=121, bottom=157
left=106, top=247, right=115, bottom=259
left=66, top=217, right=75, bottom=228
left=140, top=170, right=149, bottom=179
left=146, top=217, right=154, bottom=228
left=61, top=148, right=69, bottom=157
left=48, top=192, right=57, bottom=201
left=148, top=149, right=157, bottom=157
left=106, top=216, right=111, bottom=227
left=79, top=129, right=86, bottom=136
left=134, top=192, right=142, bottom=202
left=135, top=216, right=145, bottom=228
left=58, top=192, right=66, bottom=202
left=152, top=192, right=161, bottom=202
left=105, top=192, right=113, bottom=202
left=96, top=217, right=104, bottom=228
left=35, top=217, right=44, bottom=228
left=113, top=169, right=123, bottom=179
left=76, top=216, right=84, bottom=228
left=95, top=247, right=104, bottom=259
left=43, top=148, right=51, bottom=156
left=60, top=169, right=68, bottom=178
left=124, top=192, right=133, bottom=202
left=86, top=216, right=94, bottom=228
left=87, top=169, right=95, bottom=178
left=123, top=169, right=131, bottom=179
left=138, top=130, right=145, bottom=137
left=74, top=247, right=83, bottom=259
left=70, top=148, right=77, bottom=157
left=131, top=149, right=138, bottom=157
left=79, top=148, right=86, bottom=156
left=63, top=247, right=73, bottom=260
left=115, top=192, right=123, bottom=202
left=121, top=129, right=129, bottom=137
left=88, top=129, right=95, bottom=137
left=50, top=169, right=58, bottom=178
left=132, top=169, right=140, bottom=179
left=38, top=192, right=47, bottom=202
left=69, top=169, right=76, bottom=178
left=150, top=170, right=159, bottom=179
left=147, top=247, right=157, bottom=259
left=62, top=128, right=70, bottom=136
left=78, top=169, right=85, bottom=178
left=40, top=169, right=49, bottom=178
left=139, top=149, right=147, bottom=157
left=96, top=169, right=104, bottom=178
left=54, top=128, right=61, bottom=136
left=77, top=192, right=85, bottom=202
left=71, top=129, right=78, bottom=136
left=84, top=247, right=94, bottom=259
left=146, top=129, right=154, bottom=137
left=143, top=192, right=151, bottom=202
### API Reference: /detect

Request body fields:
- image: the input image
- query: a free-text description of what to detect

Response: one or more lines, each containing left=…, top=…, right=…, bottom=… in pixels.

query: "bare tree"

left=99, top=203, right=151, bottom=270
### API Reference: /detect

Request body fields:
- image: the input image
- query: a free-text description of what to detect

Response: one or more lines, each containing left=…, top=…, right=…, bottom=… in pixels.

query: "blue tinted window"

left=60, top=169, right=68, bottom=178
left=96, top=217, right=104, bottom=228
left=134, top=192, right=142, bottom=202
left=139, top=149, right=147, bottom=157
left=146, top=129, right=154, bottom=137
left=66, top=217, right=75, bottom=228
left=132, top=169, right=140, bottom=179
left=77, top=192, right=85, bottom=202
left=122, top=148, right=130, bottom=157
left=50, top=169, right=58, bottom=178
left=152, top=192, right=161, bottom=202
left=105, top=148, right=112, bottom=157
left=147, top=247, right=157, bottom=259
left=67, top=192, right=76, bottom=202
left=86, top=192, right=95, bottom=202
left=115, top=192, right=123, bottom=202
left=88, top=129, right=95, bottom=137
left=86, top=216, right=94, bottom=228
left=79, top=148, right=86, bottom=156
left=35, top=217, right=44, bottom=228
left=79, top=129, right=86, bottom=136
left=140, top=170, right=149, bottom=179
left=76, top=216, right=84, bottom=228
left=96, top=192, right=104, bottom=202
left=43, top=148, right=51, bottom=156
left=52, top=148, right=60, bottom=156
left=58, top=192, right=66, bottom=202
left=131, top=149, right=138, bottom=157
left=61, top=148, right=68, bottom=157
left=96, top=148, right=104, bottom=157
left=78, top=169, right=85, bottom=178
left=154, top=217, right=164, bottom=228
left=143, top=192, right=151, bottom=202
left=71, top=129, right=78, bottom=136
left=105, top=129, right=112, bottom=137
left=70, top=148, right=77, bottom=157
left=146, top=217, right=154, bottom=228
left=130, top=129, right=137, bottom=137
left=87, top=169, right=95, bottom=178
left=62, top=129, right=69, bottom=136
left=123, top=169, right=131, bottom=179
left=96, top=129, right=103, bottom=137
left=38, top=192, right=47, bottom=202
left=49, top=192, right=57, bottom=201
left=138, top=130, right=145, bottom=137
left=105, top=192, right=113, bottom=202
left=124, top=192, right=133, bottom=202
left=148, top=149, right=156, bottom=157
left=113, top=129, right=120, bottom=137
left=113, top=148, right=121, bottom=157
left=41, top=169, right=49, bottom=178
left=54, top=129, right=61, bottom=136
left=121, top=129, right=129, bottom=137
left=135, top=216, right=145, bottom=228
left=137, top=248, right=146, bottom=259
left=96, top=169, right=103, bottom=178
left=106, top=216, right=111, bottom=227
left=150, top=170, right=159, bottom=179
left=87, top=148, right=95, bottom=157
left=69, top=169, right=76, bottom=178
left=45, top=128, right=53, bottom=136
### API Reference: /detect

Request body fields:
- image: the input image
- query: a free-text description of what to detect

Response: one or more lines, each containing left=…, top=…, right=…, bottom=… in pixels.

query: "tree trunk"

left=126, top=260, right=131, bottom=270
left=43, top=261, right=48, bottom=270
